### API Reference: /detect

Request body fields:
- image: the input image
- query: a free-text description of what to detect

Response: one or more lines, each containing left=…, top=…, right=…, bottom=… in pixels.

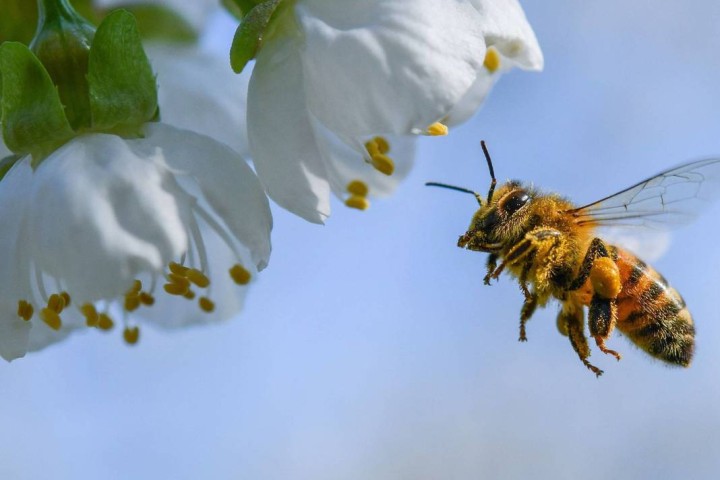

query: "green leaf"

left=0, top=0, right=39, bottom=44
left=230, top=0, right=283, bottom=74
left=87, top=10, right=158, bottom=133
left=0, top=42, right=74, bottom=159
left=0, top=154, right=22, bottom=181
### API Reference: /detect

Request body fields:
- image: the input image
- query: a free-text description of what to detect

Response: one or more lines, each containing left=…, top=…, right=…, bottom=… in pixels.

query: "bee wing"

left=598, top=226, right=671, bottom=262
left=567, top=157, right=720, bottom=229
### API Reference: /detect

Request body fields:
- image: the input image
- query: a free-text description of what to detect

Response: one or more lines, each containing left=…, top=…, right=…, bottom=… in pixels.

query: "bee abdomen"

left=615, top=250, right=694, bottom=367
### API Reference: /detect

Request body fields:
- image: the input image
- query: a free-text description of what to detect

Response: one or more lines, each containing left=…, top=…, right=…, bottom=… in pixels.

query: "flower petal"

left=248, top=33, right=331, bottom=223
left=148, top=44, right=252, bottom=158
left=0, top=302, right=31, bottom=361
left=135, top=123, right=272, bottom=270
left=296, top=0, right=488, bottom=136
left=28, top=134, right=188, bottom=300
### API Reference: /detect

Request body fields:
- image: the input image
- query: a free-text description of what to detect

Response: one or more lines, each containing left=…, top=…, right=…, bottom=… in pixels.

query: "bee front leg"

left=518, top=256, right=537, bottom=342
left=483, top=253, right=499, bottom=285
left=558, top=304, right=603, bottom=377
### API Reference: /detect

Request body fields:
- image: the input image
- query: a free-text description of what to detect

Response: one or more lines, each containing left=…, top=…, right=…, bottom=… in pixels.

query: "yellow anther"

left=365, top=139, right=380, bottom=157
left=186, top=268, right=210, bottom=288
left=139, top=292, right=155, bottom=306
left=198, top=297, right=215, bottom=313
left=345, top=195, right=370, bottom=211
left=373, top=136, right=390, bottom=154
left=47, top=293, right=65, bottom=314
left=129, top=280, right=142, bottom=293
left=426, top=122, right=448, bottom=136
left=164, top=282, right=189, bottom=296
left=184, top=289, right=196, bottom=300
left=167, top=273, right=190, bottom=288
left=81, top=303, right=98, bottom=327
left=60, top=291, right=71, bottom=307
left=169, top=262, right=189, bottom=276
left=17, top=300, right=33, bottom=321
left=484, top=47, right=501, bottom=73
left=229, top=264, right=251, bottom=285
left=124, top=294, right=141, bottom=312
left=371, top=154, right=395, bottom=176
left=97, top=313, right=114, bottom=331
left=347, top=180, right=369, bottom=197
left=123, top=326, right=140, bottom=345
left=40, top=308, right=62, bottom=331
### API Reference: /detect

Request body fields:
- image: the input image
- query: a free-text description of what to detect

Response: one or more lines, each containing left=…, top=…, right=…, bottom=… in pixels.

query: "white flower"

left=0, top=123, right=272, bottom=361
left=247, top=0, right=542, bottom=223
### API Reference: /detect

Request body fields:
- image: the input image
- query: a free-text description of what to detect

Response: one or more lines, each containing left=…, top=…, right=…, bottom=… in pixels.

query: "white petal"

left=0, top=137, right=10, bottom=158
left=28, top=134, right=188, bottom=300
left=148, top=44, right=252, bottom=158
left=0, top=301, right=30, bottom=361
left=135, top=123, right=272, bottom=270
left=248, top=33, right=331, bottom=223
left=469, top=0, right=544, bottom=70
left=0, top=160, right=33, bottom=301
left=444, top=70, right=496, bottom=126
left=296, top=0, right=488, bottom=136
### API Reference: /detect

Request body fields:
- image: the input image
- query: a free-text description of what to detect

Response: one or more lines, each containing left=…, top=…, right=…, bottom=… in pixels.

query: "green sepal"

left=230, top=0, right=283, bottom=74
left=0, top=154, right=22, bottom=182
left=87, top=10, right=158, bottom=134
left=0, top=42, right=74, bottom=161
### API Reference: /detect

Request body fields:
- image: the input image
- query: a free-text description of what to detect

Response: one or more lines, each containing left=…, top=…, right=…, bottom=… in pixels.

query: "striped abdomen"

left=613, top=247, right=694, bottom=366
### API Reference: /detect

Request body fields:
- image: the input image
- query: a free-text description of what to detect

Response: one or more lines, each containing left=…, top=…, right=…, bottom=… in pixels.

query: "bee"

left=428, top=142, right=720, bottom=376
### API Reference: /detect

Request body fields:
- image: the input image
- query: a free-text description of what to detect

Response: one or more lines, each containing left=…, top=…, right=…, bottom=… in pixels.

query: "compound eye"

left=504, top=192, right=530, bottom=216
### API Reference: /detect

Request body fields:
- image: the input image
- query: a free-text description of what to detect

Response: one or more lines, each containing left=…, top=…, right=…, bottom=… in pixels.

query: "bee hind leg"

left=589, top=296, right=622, bottom=361
left=559, top=305, right=603, bottom=377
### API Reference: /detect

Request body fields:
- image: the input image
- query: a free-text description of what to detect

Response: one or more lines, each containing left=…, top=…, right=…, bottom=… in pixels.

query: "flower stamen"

left=81, top=303, right=99, bottom=327
left=484, top=47, right=501, bottom=73
left=426, top=122, right=448, bottom=136
left=229, top=264, right=251, bottom=285
left=17, top=300, right=34, bottom=321
left=198, top=296, right=215, bottom=313
left=97, top=312, right=115, bottom=331
left=40, top=308, right=62, bottom=330
left=123, top=326, right=140, bottom=345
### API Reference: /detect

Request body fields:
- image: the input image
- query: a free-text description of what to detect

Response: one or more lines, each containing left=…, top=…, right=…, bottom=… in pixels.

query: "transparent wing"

left=567, top=157, right=720, bottom=229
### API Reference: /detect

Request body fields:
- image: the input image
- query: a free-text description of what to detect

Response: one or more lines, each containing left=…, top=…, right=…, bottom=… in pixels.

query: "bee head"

left=426, top=141, right=533, bottom=253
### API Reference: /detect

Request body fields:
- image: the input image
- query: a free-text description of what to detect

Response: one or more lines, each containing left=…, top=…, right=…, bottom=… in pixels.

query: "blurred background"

left=2, top=0, right=720, bottom=478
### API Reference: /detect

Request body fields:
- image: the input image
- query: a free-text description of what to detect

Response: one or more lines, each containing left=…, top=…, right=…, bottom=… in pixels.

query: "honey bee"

left=428, top=142, right=720, bottom=376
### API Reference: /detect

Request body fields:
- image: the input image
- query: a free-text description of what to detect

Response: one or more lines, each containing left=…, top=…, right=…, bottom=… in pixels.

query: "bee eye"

left=504, top=192, right=530, bottom=215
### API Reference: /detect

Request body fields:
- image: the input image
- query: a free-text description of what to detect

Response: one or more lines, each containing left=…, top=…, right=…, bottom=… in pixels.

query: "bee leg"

left=489, top=228, right=561, bottom=283
left=518, top=256, right=536, bottom=342
left=483, top=253, right=499, bottom=285
left=588, top=296, right=622, bottom=361
left=559, top=305, right=603, bottom=377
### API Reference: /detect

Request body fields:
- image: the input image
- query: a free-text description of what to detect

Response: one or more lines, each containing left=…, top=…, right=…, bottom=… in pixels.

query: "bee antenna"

left=425, top=182, right=483, bottom=206
left=481, top=140, right=497, bottom=204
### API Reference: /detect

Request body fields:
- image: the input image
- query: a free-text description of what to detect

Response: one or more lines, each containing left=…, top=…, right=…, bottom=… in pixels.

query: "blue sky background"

left=2, top=1, right=720, bottom=479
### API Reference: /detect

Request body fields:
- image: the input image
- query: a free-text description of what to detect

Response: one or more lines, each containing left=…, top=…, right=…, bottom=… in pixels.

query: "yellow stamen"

left=47, top=293, right=65, bottom=314
left=40, top=308, right=61, bottom=331
left=347, top=180, right=369, bottom=197
left=167, top=273, right=190, bottom=288
left=129, top=280, right=142, bottom=293
left=229, top=264, right=251, bottom=285
left=123, top=326, right=140, bottom=345
left=17, top=300, right=33, bottom=321
left=345, top=196, right=370, bottom=211
left=169, top=262, right=189, bottom=276
left=484, top=47, right=501, bottom=73
left=164, top=282, right=188, bottom=296
left=184, top=289, right=196, bottom=300
left=139, top=292, right=155, bottom=306
left=371, top=154, right=394, bottom=176
left=373, top=136, right=390, bottom=154
left=365, top=139, right=380, bottom=157
left=81, top=303, right=98, bottom=327
left=198, top=297, right=215, bottom=313
left=186, top=268, right=210, bottom=288
left=426, top=122, right=448, bottom=136
left=97, top=313, right=114, bottom=331
left=60, top=291, right=71, bottom=307
left=124, top=294, right=141, bottom=312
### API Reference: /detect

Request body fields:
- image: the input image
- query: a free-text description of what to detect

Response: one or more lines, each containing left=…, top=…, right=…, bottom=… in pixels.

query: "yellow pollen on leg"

left=81, top=303, right=98, bottom=327
left=345, top=195, right=370, bottom=211
left=123, top=326, right=140, bottom=345
left=484, top=47, right=501, bottom=73
left=347, top=180, right=369, bottom=197
left=40, top=308, right=62, bottom=330
left=371, top=154, right=395, bottom=176
left=97, top=313, right=115, bottom=331
left=47, top=293, right=66, bottom=314
left=186, top=269, right=210, bottom=288
left=17, top=300, right=33, bottom=321
left=229, top=264, right=251, bottom=285
left=198, top=296, right=215, bottom=313
left=426, top=122, right=448, bottom=136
